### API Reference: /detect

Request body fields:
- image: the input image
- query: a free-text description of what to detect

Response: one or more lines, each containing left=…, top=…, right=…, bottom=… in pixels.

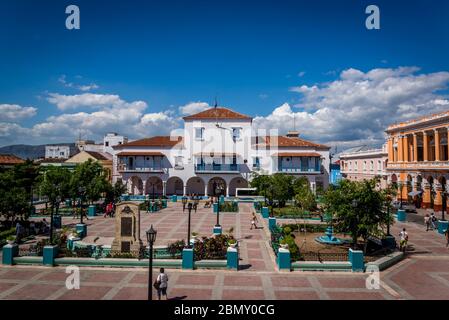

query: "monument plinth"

left=111, top=202, right=143, bottom=253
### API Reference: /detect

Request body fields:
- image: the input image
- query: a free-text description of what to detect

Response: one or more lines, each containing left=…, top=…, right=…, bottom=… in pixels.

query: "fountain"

left=315, top=226, right=345, bottom=245
left=314, top=213, right=346, bottom=245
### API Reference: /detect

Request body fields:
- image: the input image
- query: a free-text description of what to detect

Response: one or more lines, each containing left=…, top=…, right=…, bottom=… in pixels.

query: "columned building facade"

left=112, top=107, right=331, bottom=197
left=386, top=111, right=449, bottom=211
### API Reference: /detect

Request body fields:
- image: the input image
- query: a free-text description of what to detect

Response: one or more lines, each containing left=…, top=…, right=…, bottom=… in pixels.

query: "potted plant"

left=228, top=238, right=237, bottom=248
left=6, top=235, right=16, bottom=245
left=279, top=239, right=289, bottom=249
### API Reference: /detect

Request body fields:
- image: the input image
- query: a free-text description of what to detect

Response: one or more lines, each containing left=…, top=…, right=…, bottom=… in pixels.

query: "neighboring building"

left=103, top=133, right=128, bottom=155
left=330, top=160, right=342, bottom=185
left=340, top=145, right=388, bottom=188
left=76, top=133, right=128, bottom=155
left=385, top=110, right=449, bottom=211
left=66, top=151, right=113, bottom=181
left=0, top=154, right=25, bottom=168
left=113, top=106, right=330, bottom=196
left=76, top=139, right=104, bottom=153
left=45, top=145, right=71, bottom=159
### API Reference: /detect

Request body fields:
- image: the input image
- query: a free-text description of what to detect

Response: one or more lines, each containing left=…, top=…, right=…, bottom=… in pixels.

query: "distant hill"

left=0, top=143, right=77, bottom=160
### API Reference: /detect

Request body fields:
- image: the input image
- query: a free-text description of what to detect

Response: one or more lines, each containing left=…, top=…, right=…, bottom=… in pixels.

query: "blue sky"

left=0, top=0, right=448, bottom=148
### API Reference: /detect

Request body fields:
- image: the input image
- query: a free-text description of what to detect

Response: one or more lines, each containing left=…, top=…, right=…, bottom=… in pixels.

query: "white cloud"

left=255, top=67, right=449, bottom=148
left=297, top=71, right=306, bottom=77
left=0, top=104, right=37, bottom=121
left=178, top=101, right=210, bottom=115
left=58, top=75, right=99, bottom=92
left=47, top=93, right=143, bottom=111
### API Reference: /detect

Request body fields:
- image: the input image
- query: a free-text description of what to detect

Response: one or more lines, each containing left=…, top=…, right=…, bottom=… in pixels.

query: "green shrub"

left=0, top=228, right=16, bottom=240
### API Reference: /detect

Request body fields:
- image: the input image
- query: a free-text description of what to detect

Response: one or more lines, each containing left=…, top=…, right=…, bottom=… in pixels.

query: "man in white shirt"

left=399, top=228, right=408, bottom=252
left=156, top=268, right=169, bottom=300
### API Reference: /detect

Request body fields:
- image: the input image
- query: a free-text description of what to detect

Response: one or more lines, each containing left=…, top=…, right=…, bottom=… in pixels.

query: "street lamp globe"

left=146, top=225, right=157, bottom=245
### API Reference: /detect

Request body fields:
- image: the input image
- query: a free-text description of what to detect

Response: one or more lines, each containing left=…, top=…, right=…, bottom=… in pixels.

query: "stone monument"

left=111, top=202, right=143, bottom=253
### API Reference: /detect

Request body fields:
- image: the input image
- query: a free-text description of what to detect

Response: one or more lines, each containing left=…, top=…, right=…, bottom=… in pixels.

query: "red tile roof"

left=183, top=107, right=252, bottom=121
left=253, top=136, right=330, bottom=149
left=0, top=154, right=25, bottom=165
left=85, top=151, right=110, bottom=161
left=114, top=136, right=183, bottom=148
left=273, top=152, right=322, bottom=157
left=116, top=151, right=164, bottom=157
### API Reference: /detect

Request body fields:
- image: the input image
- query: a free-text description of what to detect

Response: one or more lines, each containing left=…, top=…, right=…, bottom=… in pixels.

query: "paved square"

left=2, top=202, right=449, bottom=300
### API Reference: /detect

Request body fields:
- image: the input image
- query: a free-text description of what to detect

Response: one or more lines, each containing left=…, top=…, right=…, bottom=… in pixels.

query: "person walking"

left=250, top=212, right=258, bottom=230
left=430, top=211, right=437, bottom=230
left=399, top=228, right=408, bottom=252
left=424, top=214, right=431, bottom=231
left=154, top=268, right=169, bottom=300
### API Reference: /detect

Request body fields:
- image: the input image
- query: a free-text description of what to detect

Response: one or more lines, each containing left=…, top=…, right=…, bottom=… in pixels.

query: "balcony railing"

left=278, top=167, right=321, bottom=174
left=387, top=161, right=449, bottom=170
left=117, top=165, right=164, bottom=173
left=195, top=164, right=240, bottom=172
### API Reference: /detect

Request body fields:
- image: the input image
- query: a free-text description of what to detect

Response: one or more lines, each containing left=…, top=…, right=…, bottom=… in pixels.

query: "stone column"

left=387, top=137, right=394, bottom=162
left=142, top=180, right=147, bottom=196
left=423, top=131, right=429, bottom=161
left=434, top=182, right=443, bottom=212
left=226, top=185, right=229, bottom=198
left=403, top=135, right=409, bottom=162
left=162, top=181, right=167, bottom=196
left=413, top=133, right=418, bottom=162
left=204, top=184, right=208, bottom=197
left=435, top=129, right=441, bottom=161
left=397, top=136, right=404, bottom=162
left=183, top=183, right=187, bottom=196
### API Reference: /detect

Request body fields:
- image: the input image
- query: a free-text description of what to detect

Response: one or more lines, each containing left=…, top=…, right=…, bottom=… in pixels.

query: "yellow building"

left=65, top=151, right=113, bottom=182
left=386, top=110, right=449, bottom=211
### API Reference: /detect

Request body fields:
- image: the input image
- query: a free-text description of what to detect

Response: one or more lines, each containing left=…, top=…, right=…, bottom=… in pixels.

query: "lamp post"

left=442, top=191, right=447, bottom=221
left=146, top=225, right=157, bottom=301
left=351, top=199, right=359, bottom=249
left=187, top=202, right=193, bottom=248
left=398, top=182, right=403, bottom=210
left=215, top=196, right=221, bottom=229
left=386, top=195, right=392, bottom=236
left=182, top=196, right=187, bottom=212
left=78, top=186, right=86, bottom=224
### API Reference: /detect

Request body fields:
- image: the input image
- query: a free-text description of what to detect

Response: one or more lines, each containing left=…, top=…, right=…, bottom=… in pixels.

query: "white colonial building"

left=112, top=107, right=330, bottom=197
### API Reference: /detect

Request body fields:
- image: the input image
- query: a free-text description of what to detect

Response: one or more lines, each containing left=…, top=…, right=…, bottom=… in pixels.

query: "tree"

left=250, top=173, right=272, bottom=204
left=105, top=180, right=127, bottom=203
left=0, top=161, right=38, bottom=222
left=293, top=177, right=316, bottom=212
left=37, top=166, right=72, bottom=243
left=269, top=173, right=295, bottom=207
left=323, top=178, right=390, bottom=253
left=71, top=159, right=109, bottom=205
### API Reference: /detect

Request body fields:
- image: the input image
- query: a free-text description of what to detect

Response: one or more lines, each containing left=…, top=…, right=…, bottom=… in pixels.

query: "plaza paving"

left=1, top=202, right=449, bottom=300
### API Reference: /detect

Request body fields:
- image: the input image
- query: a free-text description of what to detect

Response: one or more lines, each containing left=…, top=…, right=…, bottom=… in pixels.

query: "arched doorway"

left=166, top=177, right=184, bottom=196
left=207, top=177, right=226, bottom=196
left=228, top=177, right=248, bottom=196
left=129, top=176, right=143, bottom=195
left=146, top=176, right=163, bottom=198
left=186, top=177, right=205, bottom=196
left=406, top=174, right=413, bottom=202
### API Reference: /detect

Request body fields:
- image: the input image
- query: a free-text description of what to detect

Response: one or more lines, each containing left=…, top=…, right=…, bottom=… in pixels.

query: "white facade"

left=45, top=145, right=71, bottom=159
left=113, top=107, right=330, bottom=196
left=103, top=132, right=128, bottom=155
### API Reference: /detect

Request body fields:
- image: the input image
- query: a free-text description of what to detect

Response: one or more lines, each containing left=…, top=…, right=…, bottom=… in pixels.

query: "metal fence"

left=300, top=252, right=349, bottom=262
